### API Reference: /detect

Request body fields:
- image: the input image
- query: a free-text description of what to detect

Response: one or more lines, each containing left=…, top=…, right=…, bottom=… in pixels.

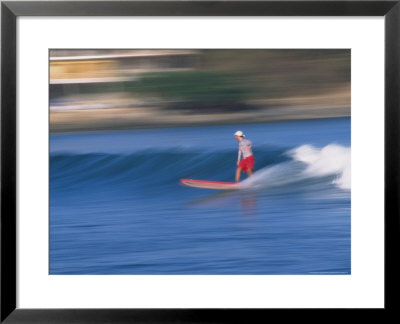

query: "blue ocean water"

left=50, top=117, right=351, bottom=275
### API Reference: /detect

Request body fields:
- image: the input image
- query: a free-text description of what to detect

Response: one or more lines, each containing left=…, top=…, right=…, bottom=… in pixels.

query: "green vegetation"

left=134, top=71, right=248, bottom=101
left=130, top=50, right=350, bottom=108
left=199, top=49, right=350, bottom=98
left=130, top=71, right=254, bottom=112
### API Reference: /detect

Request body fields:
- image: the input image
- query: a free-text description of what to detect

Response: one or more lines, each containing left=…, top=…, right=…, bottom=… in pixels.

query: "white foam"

left=290, top=144, right=351, bottom=190
left=240, top=161, right=305, bottom=189
left=240, top=144, right=351, bottom=191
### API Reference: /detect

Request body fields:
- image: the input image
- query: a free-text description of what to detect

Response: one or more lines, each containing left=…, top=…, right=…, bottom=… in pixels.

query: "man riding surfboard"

left=235, top=130, right=254, bottom=182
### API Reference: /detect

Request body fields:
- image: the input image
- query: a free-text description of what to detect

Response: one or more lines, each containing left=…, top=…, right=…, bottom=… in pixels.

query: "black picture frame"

left=1, top=1, right=399, bottom=322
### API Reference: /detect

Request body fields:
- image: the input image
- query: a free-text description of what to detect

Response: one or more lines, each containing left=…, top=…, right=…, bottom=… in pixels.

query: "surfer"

left=234, top=131, right=254, bottom=182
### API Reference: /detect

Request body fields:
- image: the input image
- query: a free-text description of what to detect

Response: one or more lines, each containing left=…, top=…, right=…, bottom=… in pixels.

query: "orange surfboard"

left=180, top=179, right=239, bottom=190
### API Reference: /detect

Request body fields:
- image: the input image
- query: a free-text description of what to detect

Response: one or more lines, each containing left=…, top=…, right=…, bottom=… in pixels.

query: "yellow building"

left=50, top=50, right=199, bottom=87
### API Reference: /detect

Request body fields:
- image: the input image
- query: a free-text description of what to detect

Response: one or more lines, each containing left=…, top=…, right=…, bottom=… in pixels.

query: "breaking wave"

left=50, top=144, right=350, bottom=192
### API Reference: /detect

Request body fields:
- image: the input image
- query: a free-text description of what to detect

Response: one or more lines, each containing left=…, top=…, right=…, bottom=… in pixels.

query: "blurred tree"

left=131, top=71, right=254, bottom=112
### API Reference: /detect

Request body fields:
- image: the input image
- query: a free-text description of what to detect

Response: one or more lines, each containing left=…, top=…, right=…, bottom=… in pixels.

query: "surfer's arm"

left=237, top=150, right=242, bottom=163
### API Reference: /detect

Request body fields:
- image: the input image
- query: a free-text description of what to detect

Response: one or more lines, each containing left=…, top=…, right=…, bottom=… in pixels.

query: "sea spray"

left=240, top=144, right=351, bottom=191
left=289, top=144, right=351, bottom=190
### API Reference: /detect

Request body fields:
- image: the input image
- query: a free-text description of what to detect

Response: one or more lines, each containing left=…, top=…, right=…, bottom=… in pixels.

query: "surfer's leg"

left=236, top=167, right=242, bottom=182
left=247, top=169, right=253, bottom=177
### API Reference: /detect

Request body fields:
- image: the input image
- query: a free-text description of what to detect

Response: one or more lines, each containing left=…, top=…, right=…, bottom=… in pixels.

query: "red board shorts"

left=239, top=155, right=255, bottom=172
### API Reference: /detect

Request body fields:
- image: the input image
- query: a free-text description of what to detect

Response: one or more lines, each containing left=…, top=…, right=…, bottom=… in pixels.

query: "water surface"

left=50, top=117, right=351, bottom=274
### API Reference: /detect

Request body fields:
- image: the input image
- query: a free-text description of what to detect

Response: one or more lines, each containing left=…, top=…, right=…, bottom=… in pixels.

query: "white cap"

left=234, top=130, right=245, bottom=137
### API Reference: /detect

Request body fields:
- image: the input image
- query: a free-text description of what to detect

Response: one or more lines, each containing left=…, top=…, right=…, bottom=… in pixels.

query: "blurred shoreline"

left=50, top=49, right=351, bottom=134
left=50, top=88, right=350, bottom=134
